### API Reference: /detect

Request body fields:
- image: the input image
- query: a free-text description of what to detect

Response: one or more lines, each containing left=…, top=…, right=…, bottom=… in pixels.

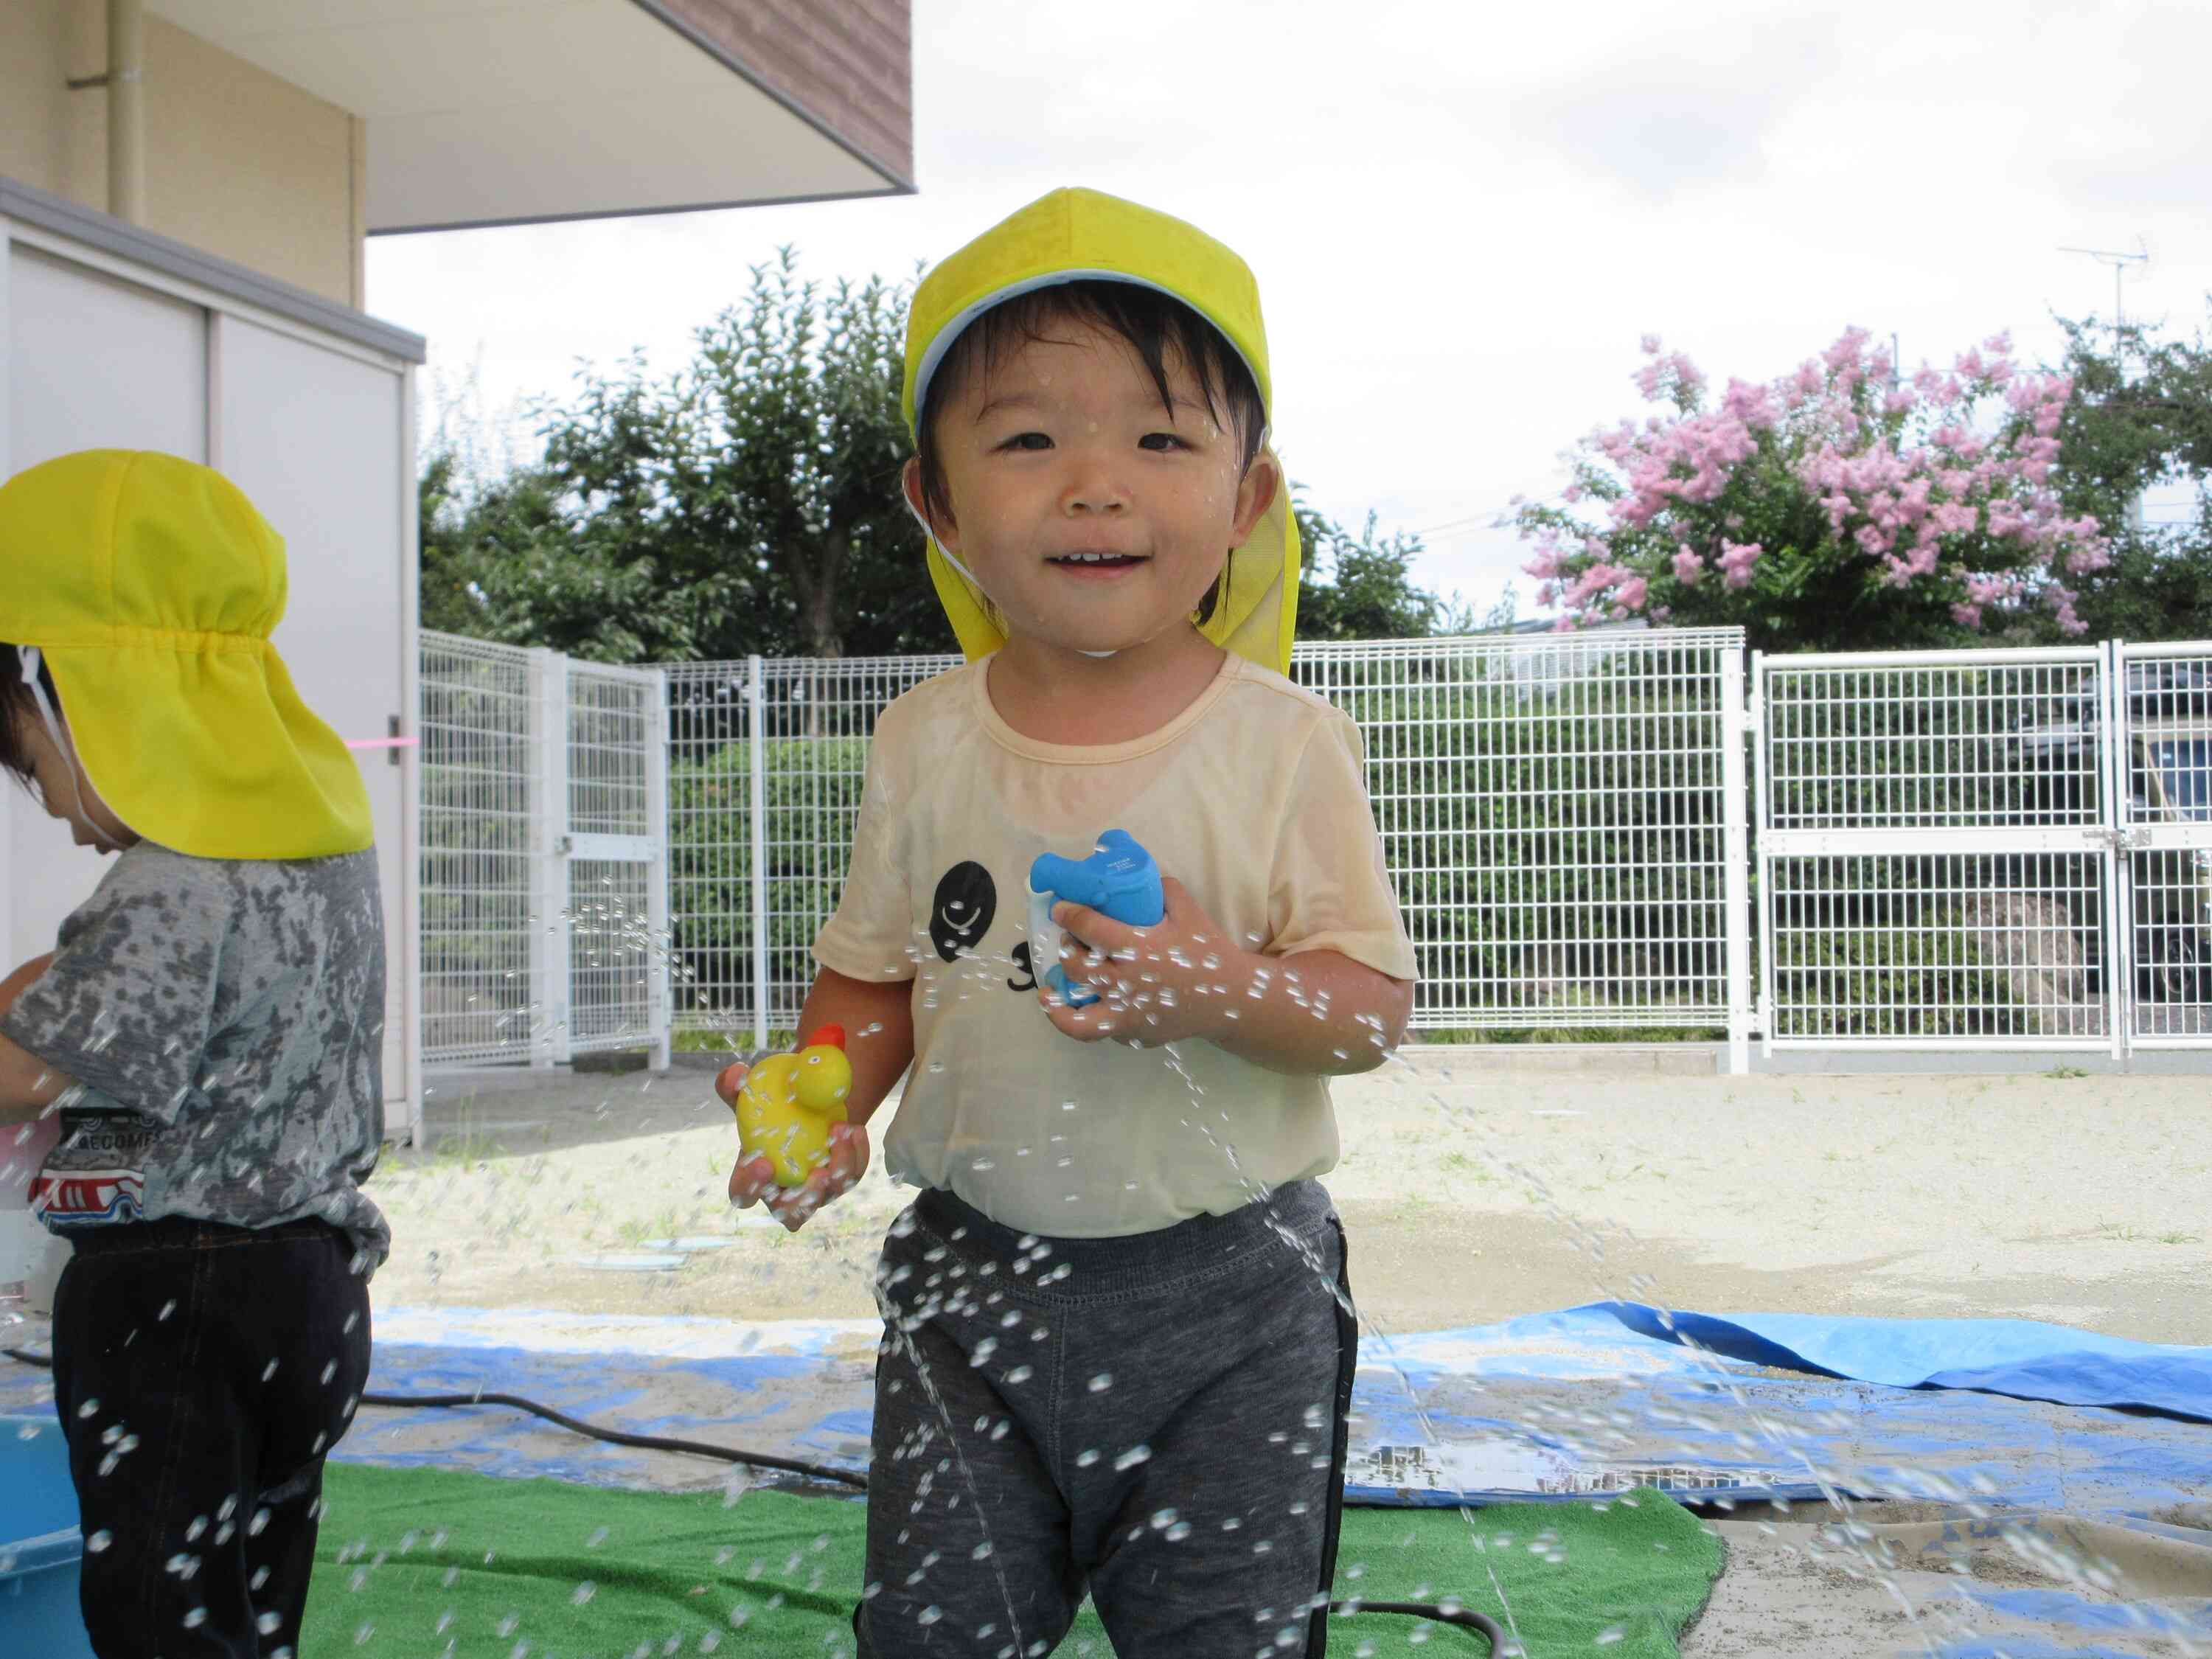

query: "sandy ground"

left=370, top=1047, right=2212, bottom=1346
left=1686, top=1504, right=2212, bottom=1658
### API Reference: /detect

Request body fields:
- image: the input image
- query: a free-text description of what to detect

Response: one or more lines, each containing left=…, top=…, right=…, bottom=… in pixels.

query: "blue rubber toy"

left=1027, top=829, right=1165, bottom=1008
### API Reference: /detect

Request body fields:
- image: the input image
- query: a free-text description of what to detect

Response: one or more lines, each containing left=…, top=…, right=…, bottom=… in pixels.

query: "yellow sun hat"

left=0, top=449, right=373, bottom=860
left=902, top=187, right=1301, bottom=675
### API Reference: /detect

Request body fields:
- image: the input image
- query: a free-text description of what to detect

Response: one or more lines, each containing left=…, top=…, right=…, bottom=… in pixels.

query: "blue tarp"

left=7, top=1304, right=2210, bottom=1513
left=1582, top=1302, right=2212, bottom=1422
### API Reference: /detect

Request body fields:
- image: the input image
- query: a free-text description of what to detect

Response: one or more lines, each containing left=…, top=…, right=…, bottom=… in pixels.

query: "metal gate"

left=418, top=633, right=670, bottom=1068
left=2115, top=641, right=2212, bottom=1048
left=540, top=653, right=672, bottom=1068
left=1752, top=641, right=2212, bottom=1059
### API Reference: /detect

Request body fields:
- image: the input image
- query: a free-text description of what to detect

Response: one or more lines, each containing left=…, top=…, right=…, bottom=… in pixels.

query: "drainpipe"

left=106, top=0, right=145, bottom=224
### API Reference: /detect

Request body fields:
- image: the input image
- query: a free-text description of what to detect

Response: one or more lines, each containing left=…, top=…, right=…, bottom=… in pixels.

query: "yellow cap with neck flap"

left=902, top=187, right=1301, bottom=675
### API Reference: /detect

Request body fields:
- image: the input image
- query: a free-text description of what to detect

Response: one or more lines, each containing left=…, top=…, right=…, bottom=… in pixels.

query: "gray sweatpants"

left=855, top=1180, right=1357, bottom=1659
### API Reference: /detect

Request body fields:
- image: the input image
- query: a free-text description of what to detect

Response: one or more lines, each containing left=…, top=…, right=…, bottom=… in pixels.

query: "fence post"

left=748, top=655, right=770, bottom=1053
left=1748, top=650, right=1775, bottom=1062
left=1720, top=647, right=1753, bottom=1074
left=2103, top=638, right=2131, bottom=1068
left=528, top=647, right=572, bottom=1068
left=399, top=605, right=423, bottom=1145
left=647, top=667, right=673, bottom=1071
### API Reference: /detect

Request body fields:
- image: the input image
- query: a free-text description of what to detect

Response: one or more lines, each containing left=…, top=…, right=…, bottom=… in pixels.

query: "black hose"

left=1331, top=1597, right=1507, bottom=1642
left=9, top=1345, right=1503, bottom=1650
left=359, top=1387, right=873, bottom=1491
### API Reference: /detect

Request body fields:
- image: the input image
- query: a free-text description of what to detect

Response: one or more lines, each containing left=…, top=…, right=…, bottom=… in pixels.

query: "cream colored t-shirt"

left=812, top=651, right=1418, bottom=1239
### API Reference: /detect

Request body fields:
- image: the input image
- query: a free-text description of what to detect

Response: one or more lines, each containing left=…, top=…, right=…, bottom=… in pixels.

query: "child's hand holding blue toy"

left=1029, top=830, right=1250, bottom=1047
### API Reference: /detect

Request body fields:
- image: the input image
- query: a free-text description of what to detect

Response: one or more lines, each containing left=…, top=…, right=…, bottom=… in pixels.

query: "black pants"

left=51, top=1217, right=373, bottom=1659
left=856, top=1181, right=1359, bottom=1658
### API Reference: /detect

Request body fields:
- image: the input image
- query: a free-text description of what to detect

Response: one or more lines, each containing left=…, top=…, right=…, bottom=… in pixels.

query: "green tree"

left=416, top=250, right=922, bottom=665
left=1290, top=499, right=1476, bottom=639
left=2042, top=313, right=2212, bottom=643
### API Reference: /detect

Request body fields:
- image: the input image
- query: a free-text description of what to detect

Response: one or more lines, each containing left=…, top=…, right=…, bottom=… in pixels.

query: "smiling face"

left=903, top=314, right=1279, bottom=672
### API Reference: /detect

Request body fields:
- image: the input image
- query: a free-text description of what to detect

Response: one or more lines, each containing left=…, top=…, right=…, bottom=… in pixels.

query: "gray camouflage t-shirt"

left=0, top=841, right=391, bottom=1270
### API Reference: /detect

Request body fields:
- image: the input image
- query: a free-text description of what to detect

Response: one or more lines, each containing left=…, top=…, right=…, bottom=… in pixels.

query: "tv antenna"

left=2059, top=236, right=2150, bottom=358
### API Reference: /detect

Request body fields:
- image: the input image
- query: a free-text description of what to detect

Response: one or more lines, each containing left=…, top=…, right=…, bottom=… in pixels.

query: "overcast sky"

left=366, top=0, right=2212, bottom=623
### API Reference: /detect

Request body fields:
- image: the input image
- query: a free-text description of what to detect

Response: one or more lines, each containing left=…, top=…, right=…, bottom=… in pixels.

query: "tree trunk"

left=800, top=529, right=848, bottom=740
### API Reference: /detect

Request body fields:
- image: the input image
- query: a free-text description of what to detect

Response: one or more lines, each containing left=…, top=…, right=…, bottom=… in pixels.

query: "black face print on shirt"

left=930, top=862, right=997, bottom=962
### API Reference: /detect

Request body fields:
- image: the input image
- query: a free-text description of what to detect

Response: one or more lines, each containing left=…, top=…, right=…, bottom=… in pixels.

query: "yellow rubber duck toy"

left=724, top=1026, right=855, bottom=1188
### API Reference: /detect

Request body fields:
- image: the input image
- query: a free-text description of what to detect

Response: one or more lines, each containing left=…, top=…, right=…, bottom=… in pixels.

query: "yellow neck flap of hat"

left=907, top=187, right=1301, bottom=677
left=0, top=449, right=373, bottom=860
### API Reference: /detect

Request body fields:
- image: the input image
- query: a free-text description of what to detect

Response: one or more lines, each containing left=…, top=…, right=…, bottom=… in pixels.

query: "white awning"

left=149, top=0, right=911, bottom=233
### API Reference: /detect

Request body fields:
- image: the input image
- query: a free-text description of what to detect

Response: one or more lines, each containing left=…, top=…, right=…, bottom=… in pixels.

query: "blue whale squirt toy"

left=1028, top=830, right=1165, bottom=1009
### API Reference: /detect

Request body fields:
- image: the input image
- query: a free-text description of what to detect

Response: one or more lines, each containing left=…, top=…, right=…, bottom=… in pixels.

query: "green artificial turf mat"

left=303, top=1463, right=1722, bottom=1657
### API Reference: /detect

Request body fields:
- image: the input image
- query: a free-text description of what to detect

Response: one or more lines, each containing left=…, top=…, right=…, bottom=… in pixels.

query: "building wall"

left=655, top=0, right=914, bottom=187
left=0, top=3, right=75, bottom=200
left=0, top=0, right=363, bottom=307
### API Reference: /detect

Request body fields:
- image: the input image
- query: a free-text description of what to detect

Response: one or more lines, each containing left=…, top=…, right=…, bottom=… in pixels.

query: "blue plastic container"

left=0, top=1411, right=93, bottom=1658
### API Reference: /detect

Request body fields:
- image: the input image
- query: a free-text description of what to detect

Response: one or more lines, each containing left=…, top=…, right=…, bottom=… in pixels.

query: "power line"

left=1405, top=501, right=1527, bottom=541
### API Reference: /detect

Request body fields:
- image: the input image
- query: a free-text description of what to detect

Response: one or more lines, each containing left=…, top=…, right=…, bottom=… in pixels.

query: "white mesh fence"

left=422, top=630, right=2212, bottom=1069
left=1287, top=631, right=1749, bottom=1035
left=418, top=634, right=536, bottom=1065
left=664, top=653, right=961, bottom=1050
left=662, top=630, right=1752, bottom=1047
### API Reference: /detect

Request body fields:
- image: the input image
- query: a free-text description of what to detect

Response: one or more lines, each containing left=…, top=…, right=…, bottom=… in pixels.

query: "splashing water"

left=414, top=880, right=2208, bottom=1659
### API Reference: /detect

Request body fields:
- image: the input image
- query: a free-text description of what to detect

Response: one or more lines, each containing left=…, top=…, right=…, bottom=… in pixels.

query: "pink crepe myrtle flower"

left=1717, top=540, right=1762, bottom=588
left=1562, top=561, right=1630, bottom=608
left=1514, top=324, right=2107, bottom=634
left=1522, top=543, right=1566, bottom=581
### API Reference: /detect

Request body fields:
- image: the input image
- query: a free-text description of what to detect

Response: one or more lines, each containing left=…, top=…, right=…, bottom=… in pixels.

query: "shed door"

left=213, top=316, right=413, bottom=1126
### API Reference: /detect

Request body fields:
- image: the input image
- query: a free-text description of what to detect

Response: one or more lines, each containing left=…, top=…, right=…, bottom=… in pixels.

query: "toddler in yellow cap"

left=0, top=450, right=387, bottom=1658
left=716, top=189, right=1418, bottom=1657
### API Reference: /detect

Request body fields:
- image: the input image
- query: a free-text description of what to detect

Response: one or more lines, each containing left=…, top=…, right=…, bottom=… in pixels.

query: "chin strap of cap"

left=15, top=646, right=100, bottom=838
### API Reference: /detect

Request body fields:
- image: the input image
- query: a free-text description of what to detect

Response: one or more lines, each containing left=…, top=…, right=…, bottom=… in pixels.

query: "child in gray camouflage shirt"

left=0, top=449, right=389, bottom=1659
